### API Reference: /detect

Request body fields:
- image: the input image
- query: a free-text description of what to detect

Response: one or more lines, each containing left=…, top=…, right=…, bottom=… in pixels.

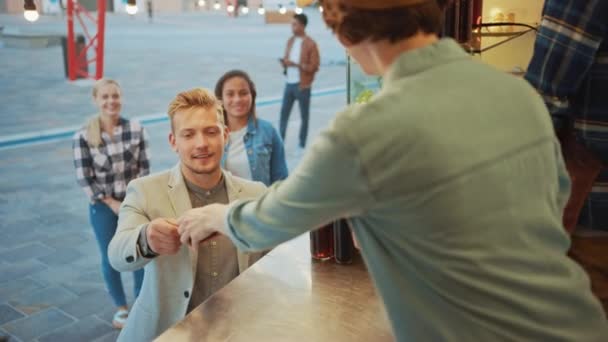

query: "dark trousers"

left=279, top=83, right=311, bottom=148
left=557, top=129, right=607, bottom=315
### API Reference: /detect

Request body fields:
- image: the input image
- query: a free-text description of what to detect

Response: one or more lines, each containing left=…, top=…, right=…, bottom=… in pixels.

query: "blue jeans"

left=89, top=202, right=143, bottom=307
left=279, top=83, right=311, bottom=148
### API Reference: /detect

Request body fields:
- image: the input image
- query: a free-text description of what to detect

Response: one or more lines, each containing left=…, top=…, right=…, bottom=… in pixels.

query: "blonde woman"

left=72, top=79, right=149, bottom=329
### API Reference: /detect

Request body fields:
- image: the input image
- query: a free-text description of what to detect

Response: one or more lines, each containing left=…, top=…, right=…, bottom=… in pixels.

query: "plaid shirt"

left=525, top=0, right=608, bottom=230
left=73, top=118, right=150, bottom=202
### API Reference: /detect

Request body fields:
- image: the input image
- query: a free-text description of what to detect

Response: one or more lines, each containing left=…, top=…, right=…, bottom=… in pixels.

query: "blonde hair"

left=167, top=88, right=225, bottom=132
left=86, top=78, right=122, bottom=147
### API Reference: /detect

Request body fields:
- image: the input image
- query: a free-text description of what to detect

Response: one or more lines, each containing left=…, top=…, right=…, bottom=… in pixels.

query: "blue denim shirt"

left=222, top=117, right=288, bottom=186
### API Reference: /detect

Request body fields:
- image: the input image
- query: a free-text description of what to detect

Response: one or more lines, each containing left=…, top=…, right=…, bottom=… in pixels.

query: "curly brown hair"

left=320, top=0, right=446, bottom=44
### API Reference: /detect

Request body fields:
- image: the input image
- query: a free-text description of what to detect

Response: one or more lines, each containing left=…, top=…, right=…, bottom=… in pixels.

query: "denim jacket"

left=222, top=117, right=288, bottom=186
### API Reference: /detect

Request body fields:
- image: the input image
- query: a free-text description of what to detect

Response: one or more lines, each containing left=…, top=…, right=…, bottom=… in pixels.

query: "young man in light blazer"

left=108, top=88, right=267, bottom=342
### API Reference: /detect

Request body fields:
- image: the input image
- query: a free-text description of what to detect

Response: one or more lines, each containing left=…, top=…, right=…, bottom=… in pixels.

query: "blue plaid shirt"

left=525, top=0, right=608, bottom=230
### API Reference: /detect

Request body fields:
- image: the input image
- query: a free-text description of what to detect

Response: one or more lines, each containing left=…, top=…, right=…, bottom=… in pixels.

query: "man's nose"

left=194, top=133, right=209, bottom=148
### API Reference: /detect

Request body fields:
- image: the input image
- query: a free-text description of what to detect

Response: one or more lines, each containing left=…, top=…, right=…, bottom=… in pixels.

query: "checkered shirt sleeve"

left=72, top=118, right=150, bottom=202
left=524, top=0, right=608, bottom=119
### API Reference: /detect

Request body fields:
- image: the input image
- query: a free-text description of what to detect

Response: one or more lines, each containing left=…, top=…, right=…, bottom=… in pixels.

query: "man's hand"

left=146, top=218, right=181, bottom=255
left=102, top=197, right=121, bottom=215
left=178, top=204, right=229, bottom=248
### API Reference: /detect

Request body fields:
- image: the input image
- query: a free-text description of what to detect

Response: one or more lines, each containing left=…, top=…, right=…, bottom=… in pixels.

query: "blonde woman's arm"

left=72, top=132, right=104, bottom=202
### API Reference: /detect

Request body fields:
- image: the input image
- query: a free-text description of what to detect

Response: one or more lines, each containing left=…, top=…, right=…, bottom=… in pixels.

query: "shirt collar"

left=184, top=173, right=226, bottom=197
left=383, top=39, right=469, bottom=87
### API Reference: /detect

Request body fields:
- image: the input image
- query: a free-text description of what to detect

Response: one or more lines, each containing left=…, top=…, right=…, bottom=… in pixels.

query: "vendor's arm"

left=225, top=120, right=373, bottom=251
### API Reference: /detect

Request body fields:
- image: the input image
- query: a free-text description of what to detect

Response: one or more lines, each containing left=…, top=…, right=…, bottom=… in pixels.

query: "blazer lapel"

left=223, top=171, right=249, bottom=273
left=223, top=170, right=241, bottom=203
left=167, top=164, right=198, bottom=276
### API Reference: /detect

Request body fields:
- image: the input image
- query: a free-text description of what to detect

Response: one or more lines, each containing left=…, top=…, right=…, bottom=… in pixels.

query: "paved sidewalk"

left=0, top=9, right=348, bottom=342
left=0, top=9, right=347, bottom=137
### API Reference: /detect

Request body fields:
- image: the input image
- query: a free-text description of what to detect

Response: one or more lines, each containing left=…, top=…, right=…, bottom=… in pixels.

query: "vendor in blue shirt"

left=180, top=1, right=608, bottom=341
left=215, top=70, right=288, bottom=186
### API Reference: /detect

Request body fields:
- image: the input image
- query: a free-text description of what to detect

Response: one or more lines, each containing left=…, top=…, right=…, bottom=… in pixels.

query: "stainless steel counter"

left=155, top=234, right=394, bottom=342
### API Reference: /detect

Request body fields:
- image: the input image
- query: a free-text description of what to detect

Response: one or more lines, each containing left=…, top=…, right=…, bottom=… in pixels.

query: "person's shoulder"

left=122, top=117, right=144, bottom=131
left=72, top=127, right=86, bottom=141
left=255, top=118, right=277, bottom=133
left=226, top=172, right=267, bottom=195
left=333, top=99, right=380, bottom=126
left=73, top=118, right=93, bottom=141
left=304, top=35, right=318, bottom=45
left=129, top=169, right=171, bottom=189
left=254, top=119, right=282, bottom=141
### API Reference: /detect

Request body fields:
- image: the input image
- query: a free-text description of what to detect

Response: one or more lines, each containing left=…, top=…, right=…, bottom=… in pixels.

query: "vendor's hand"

left=102, top=197, right=121, bottom=215
left=178, top=204, right=229, bottom=248
left=147, top=218, right=181, bottom=255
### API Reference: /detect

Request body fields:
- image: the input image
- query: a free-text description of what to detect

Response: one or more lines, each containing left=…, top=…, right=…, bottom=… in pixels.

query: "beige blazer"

left=108, top=165, right=267, bottom=342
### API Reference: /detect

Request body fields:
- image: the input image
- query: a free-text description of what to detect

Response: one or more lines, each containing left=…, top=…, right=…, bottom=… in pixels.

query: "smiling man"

left=108, top=88, right=267, bottom=342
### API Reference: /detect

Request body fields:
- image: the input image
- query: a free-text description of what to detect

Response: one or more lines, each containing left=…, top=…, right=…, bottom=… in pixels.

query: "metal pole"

left=96, top=0, right=106, bottom=79
left=67, top=0, right=76, bottom=80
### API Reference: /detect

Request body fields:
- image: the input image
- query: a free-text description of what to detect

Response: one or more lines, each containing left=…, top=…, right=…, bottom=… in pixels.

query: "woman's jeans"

left=89, top=202, right=143, bottom=307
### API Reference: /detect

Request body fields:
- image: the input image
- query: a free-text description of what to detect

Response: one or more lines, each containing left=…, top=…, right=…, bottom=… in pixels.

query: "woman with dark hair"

left=215, top=70, right=288, bottom=186
left=180, top=1, right=608, bottom=340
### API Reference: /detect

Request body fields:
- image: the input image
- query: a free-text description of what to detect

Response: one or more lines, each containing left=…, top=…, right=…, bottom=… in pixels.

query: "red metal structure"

left=66, top=0, right=106, bottom=80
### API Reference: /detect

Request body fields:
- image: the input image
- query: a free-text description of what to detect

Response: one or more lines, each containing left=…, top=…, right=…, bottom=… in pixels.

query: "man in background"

left=525, top=0, right=608, bottom=314
left=279, top=13, right=320, bottom=152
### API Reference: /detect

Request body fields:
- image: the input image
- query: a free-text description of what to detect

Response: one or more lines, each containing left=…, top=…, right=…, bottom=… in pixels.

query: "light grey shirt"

left=224, top=39, right=608, bottom=341
left=184, top=176, right=238, bottom=313
left=226, top=126, right=253, bottom=180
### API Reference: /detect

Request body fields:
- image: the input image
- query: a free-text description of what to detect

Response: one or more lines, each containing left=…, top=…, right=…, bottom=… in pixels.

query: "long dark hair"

left=214, top=69, right=258, bottom=127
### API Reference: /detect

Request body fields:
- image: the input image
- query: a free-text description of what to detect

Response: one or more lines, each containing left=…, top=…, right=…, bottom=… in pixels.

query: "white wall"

left=482, top=0, right=543, bottom=24
left=476, top=0, right=545, bottom=72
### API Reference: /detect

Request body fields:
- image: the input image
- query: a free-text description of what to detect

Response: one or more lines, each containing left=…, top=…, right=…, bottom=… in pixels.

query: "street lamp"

left=23, top=0, right=39, bottom=22
left=198, top=0, right=206, bottom=7
left=241, top=6, right=249, bottom=15
left=257, top=6, right=265, bottom=15
left=295, top=7, right=303, bottom=14
left=126, top=0, right=138, bottom=15
left=213, top=1, right=221, bottom=10
left=279, top=5, right=287, bottom=14
left=227, top=4, right=235, bottom=13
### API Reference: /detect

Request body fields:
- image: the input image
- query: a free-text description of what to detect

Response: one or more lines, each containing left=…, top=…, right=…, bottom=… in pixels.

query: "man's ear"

left=169, top=132, right=177, bottom=153
left=223, top=125, right=229, bottom=141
